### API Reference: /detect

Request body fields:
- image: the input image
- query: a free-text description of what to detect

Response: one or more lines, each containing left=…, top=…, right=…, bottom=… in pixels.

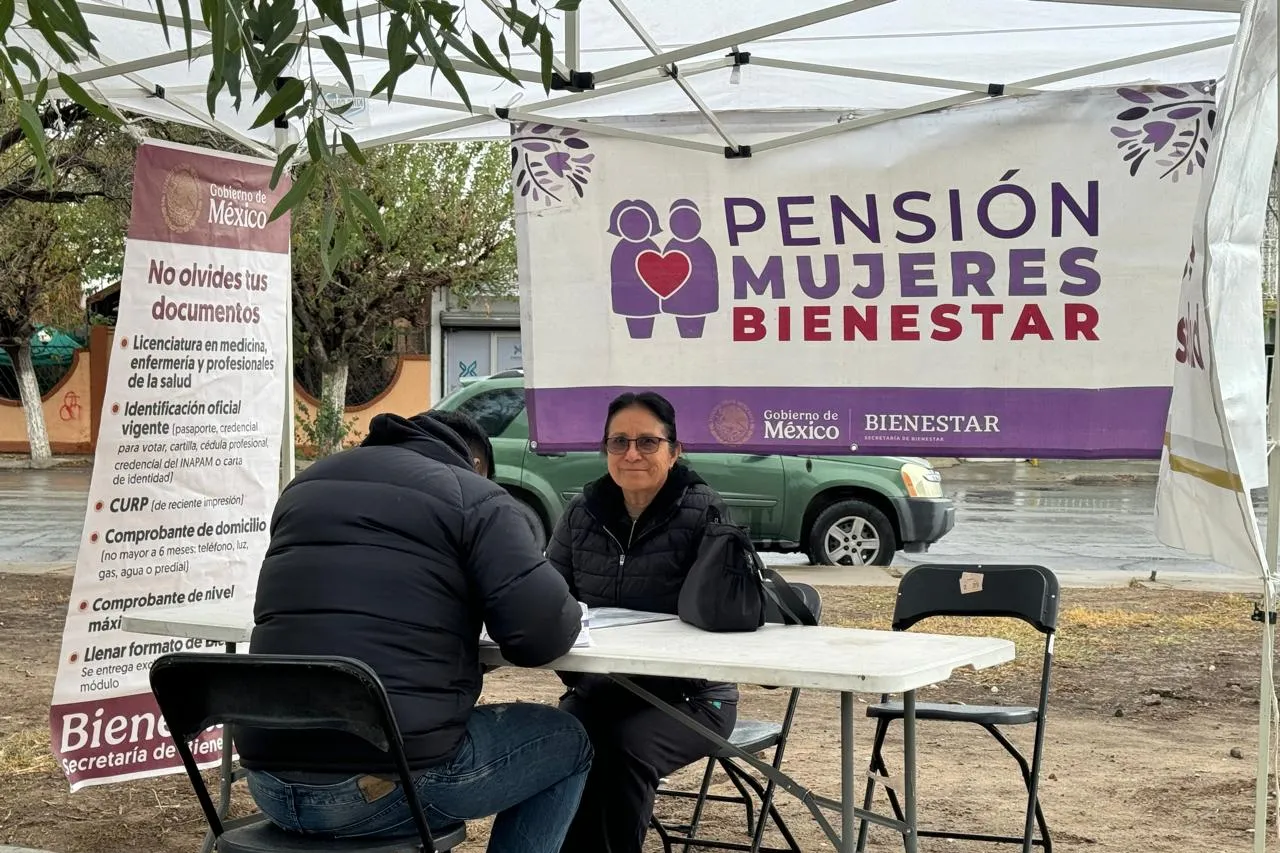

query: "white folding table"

left=122, top=605, right=1014, bottom=853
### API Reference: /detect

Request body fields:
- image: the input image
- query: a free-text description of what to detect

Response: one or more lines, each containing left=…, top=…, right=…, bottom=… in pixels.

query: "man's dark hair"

left=425, top=409, right=496, bottom=480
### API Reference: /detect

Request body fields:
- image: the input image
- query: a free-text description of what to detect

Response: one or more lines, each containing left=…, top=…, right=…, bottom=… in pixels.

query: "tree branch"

left=0, top=187, right=110, bottom=204
left=0, top=103, right=91, bottom=156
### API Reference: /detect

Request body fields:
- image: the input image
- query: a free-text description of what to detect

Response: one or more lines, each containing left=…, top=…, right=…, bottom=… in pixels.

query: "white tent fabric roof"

left=14, top=0, right=1242, bottom=156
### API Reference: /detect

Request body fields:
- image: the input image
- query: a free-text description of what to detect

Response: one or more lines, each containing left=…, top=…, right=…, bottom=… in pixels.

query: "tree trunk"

left=317, top=358, right=350, bottom=457
left=13, top=342, right=53, bottom=468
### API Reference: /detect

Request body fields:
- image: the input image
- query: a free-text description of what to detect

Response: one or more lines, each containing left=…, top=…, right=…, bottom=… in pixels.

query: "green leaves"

left=17, top=102, right=53, bottom=186
left=270, top=143, right=299, bottom=188
left=310, top=0, right=349, bottom=35
left=250, top=77, right=305, bottom=129
left=340, top=131, right=365, bottom=165
left=0, top=52, right=18, bottom=99
left=0, top=0, right=572, bottom=276
left=317, top=35, right=354, bottom=94
left=56, top=73, right=122, bottom=125
left=268, top=158, right=317, bottom=223
left=343, top=186, right=387, bottom=245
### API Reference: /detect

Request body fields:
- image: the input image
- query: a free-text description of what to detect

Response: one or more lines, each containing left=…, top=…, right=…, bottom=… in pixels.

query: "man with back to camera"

left=234, top=408, right=592, bottom=853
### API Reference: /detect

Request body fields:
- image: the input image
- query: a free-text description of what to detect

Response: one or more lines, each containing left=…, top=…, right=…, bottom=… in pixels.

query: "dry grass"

left=0, top=573, right=1269, bottom=853
left=821, top=586, right=1258, bottom=677
left=0, top=726, right=56, bottom=775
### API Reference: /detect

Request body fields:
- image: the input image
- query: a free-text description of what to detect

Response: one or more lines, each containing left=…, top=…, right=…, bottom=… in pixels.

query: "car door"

left=456, top=388, right=606, bottom=515
left=525, top=435, right=608, bottom=505
left=681, top=451, right=787, bottom=543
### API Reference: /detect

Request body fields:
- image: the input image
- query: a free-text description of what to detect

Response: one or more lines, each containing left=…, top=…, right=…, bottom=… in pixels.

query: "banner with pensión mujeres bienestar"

left=514, top=84, right=1213, bottom=457
left=48, top=139, right=290, bottom=790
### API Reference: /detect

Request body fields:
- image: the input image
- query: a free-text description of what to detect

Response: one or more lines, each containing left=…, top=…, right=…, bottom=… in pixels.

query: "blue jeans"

left=244, top=703, right=592, bottom=853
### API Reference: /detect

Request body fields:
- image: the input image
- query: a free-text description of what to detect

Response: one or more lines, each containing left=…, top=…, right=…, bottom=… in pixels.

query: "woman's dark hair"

left=425, top=409, right=496, bottom=480
left=602, top=391, right=679, bottom=444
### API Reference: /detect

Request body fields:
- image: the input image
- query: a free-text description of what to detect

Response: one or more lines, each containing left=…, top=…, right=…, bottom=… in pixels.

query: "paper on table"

left=586, top=607, right=679, bottom=630
left=481, top=601, right=591, bottom=648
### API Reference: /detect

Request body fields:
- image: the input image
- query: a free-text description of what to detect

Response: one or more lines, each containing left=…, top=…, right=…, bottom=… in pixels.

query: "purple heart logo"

left=545, top=151, right=571, bottom=177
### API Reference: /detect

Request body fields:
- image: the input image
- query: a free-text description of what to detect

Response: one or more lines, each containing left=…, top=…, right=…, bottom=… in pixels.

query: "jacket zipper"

left=620, top=518, right=637, bottom=600
left=584, top=491, right=687, bottom=603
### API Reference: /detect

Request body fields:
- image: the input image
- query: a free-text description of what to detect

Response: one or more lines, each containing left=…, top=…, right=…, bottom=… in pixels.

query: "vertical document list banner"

left=49, top=140, right=291, bottom=790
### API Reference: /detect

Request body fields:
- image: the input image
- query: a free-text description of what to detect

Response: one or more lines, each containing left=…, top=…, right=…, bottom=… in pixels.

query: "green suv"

left=435, top=371, right=955, bottom=566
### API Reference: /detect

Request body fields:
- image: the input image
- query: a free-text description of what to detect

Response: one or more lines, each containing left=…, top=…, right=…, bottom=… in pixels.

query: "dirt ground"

left=0, top=571, right=1275, bottom=852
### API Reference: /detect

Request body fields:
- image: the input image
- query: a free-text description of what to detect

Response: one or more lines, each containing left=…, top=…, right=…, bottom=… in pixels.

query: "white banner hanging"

left=1154, top=0, right=1275, bottom=577
left=515, top=86, right=1211, bottom=457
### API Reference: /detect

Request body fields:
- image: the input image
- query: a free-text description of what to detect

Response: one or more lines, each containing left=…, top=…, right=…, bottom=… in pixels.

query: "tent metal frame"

left=29, top=0, right=1239, bottom=161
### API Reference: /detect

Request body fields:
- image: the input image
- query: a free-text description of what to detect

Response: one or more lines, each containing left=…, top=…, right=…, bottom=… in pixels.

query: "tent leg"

left=276, top=123, right=296, bottom=492
left=1254, top=584, right=1275, bottom=853
left=1257, top=172, right=1280, bottom=853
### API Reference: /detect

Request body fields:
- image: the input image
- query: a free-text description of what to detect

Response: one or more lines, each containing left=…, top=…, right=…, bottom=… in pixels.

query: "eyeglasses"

left=603, top=435, right=670, bottom=455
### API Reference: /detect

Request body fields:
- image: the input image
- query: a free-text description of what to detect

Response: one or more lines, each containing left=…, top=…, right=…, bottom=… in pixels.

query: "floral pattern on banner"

left=510, top=122, right=595, bottom=205
left=1111, top=82, right=1217, bottom=182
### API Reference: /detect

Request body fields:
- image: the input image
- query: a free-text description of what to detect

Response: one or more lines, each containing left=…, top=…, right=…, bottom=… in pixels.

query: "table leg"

left=199, top=641, right=238, bottom=853
left=902, top=689, right=918, bottom=853
left=841, top=691, right=855, bottom=853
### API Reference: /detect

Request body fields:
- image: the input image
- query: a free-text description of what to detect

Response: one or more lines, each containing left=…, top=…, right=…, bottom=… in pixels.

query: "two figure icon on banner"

left=608, top=199, right=718, bottom=340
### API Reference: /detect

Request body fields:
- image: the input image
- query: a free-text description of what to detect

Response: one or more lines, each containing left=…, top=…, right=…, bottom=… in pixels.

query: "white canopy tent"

left=13, top=0, right=1277, bottom=848
left=14, top=0, right=1241, bottom=156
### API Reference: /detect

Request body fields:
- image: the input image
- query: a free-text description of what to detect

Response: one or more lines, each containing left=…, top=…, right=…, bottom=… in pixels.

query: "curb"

left=1064, top=473, right=1160, bottom=485
left=0, top=562, right=75, bottom=575
left=0, top=455, right=92, bottom=470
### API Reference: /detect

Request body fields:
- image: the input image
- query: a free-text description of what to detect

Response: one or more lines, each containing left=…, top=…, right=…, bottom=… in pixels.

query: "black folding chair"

left=149, top=653, right=467, bottom=853
left=855, top=563, right=1059, bottom=853
left=651, top=581, right=823, bottom=853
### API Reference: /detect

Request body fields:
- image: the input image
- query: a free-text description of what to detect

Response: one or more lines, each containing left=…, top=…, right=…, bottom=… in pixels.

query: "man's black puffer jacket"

left=547, top=463, right=738, bottom=702
left=237, top=413, right=582, bottom=774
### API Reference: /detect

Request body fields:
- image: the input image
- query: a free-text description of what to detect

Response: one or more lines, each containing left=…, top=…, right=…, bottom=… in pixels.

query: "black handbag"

left=678, top=507, right=818, bottom=632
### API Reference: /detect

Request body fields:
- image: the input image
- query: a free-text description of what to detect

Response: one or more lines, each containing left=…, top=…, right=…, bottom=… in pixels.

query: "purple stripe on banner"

left=526, top=386, right=1172, bottom=459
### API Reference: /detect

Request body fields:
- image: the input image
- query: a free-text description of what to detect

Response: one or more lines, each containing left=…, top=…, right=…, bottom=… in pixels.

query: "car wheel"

left=513, top=498, right=548, bottom=550
left=808, top=500, right=896, bottom=567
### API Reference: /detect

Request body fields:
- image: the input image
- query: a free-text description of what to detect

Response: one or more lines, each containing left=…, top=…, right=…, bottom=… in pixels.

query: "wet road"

left=911, top=473, right=1266, bottom=583
left=0, top=464, right=1265, bottom=584
left=0, top=468, right=92, bottom=566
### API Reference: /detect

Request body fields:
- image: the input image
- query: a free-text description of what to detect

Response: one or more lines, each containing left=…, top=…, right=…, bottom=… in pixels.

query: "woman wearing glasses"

left=547, top=390, right=738, bottom=853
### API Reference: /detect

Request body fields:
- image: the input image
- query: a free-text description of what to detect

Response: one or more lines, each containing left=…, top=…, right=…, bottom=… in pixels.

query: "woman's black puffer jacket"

left=546, top=462, right=739, bottom=702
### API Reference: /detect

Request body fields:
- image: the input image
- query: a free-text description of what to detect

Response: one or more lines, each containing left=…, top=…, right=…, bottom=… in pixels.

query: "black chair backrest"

left=150, top=653, right=399, bottom=751
left=764, top=580, right=823, bottom=624
left=149, top=653, right=441, bottom=851
left=892, top=564, right=1059, bottom=635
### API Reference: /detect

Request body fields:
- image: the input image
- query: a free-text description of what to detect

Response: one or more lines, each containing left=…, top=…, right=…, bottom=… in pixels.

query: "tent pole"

left=276, top=124, right=296, bottom=493
left=354, top=58, right=734, bottom=149
left=30, top=40, right=276, bottom=156
left=748, top=56, right=1041, bottom=96
left=429, top=285, right=444, bottom=406
left=501, top=107, right=727, bottom=153
left=565, top=7, right=580, bottom=70
left=592, top=0, right=895, bottom=83
left=1032, top=0, right=1243, bottom=13
left=755, top=34, right=1236, bottom=154
left=606, top=0, right=741, bottom=152
left=1256, top=147, right=1280, bottom=853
